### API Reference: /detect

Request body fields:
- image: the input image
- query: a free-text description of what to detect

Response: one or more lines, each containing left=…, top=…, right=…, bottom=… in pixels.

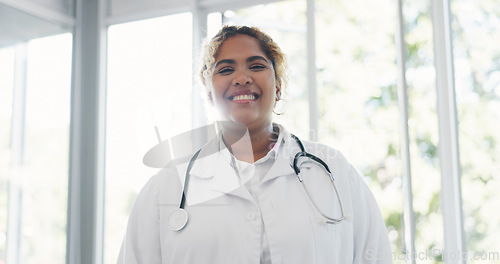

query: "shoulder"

left=278, top=124, right=346, bottom=163
left=301, top=140, right=351, bottom=170
left=302, top=140, right=345, bottom=160
left=134, top=164, right=184, bottom=205
left=145, top=164, right=179, bottom=188
left=278, top=124, right=353, bottom=176
left=299, top=139, right=366, bottom=190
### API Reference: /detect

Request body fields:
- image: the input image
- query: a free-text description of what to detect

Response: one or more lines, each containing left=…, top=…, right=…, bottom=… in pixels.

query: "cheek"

left=210, top=79, right=225, bottom=97
left=210, top=78, right=230, bottom=105
left=211, top=75, right=230, bottom=88
left=263, top=77, right=277, bottom=96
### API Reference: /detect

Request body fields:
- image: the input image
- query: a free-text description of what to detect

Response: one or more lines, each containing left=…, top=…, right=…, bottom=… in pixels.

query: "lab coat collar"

left=186, top=131, right=248, bottom=198
left=260, top=124, right=297, bottom=184
left=187, top=134, right=220, bottom=179
left=184, top=124, right=298, bottom=196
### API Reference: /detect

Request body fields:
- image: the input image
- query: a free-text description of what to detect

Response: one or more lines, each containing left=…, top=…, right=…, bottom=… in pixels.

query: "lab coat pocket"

left=310, top=216, right=354, bottom=263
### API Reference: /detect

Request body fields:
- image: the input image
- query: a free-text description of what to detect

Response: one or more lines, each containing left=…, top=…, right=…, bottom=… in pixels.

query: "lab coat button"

left=245, top=211, right=256, bottom=220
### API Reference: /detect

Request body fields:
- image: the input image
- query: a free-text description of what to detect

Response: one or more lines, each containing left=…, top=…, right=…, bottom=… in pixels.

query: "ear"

left=275, top=86, right=281, bottom=102
left=207, top=91, right=214, bottom=104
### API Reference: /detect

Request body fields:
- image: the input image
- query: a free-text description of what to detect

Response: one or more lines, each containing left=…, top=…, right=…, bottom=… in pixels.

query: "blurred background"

left=0, top=0, right=499, bottom=263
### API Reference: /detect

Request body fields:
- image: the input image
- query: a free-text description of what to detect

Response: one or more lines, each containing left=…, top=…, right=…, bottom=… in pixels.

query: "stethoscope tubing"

left=290, top=134, right=345, bottom=224
left=169, top=134, right=346, bottom=231
left=179, top=148, right=202, bottom=209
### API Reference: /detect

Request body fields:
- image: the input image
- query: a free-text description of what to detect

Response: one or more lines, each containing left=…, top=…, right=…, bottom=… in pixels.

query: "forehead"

left=215, top=34, right=268, bottom=61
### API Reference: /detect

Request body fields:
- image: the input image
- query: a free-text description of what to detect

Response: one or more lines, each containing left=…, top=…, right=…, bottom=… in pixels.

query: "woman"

left=118, top=25, right=392, bottom=264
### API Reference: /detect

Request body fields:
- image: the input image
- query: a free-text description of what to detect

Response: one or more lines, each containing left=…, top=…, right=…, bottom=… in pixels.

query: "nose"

left=232, top=70, right=252, bottom=86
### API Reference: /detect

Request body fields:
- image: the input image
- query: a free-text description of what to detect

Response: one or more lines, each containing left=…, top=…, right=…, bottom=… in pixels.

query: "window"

left=452, top=0, right=500, bottom=255
left=0, top=33, right=72, bottom=264
left=104, top=13, right=193, bottom=263
left=315, top=0, right=406, bottom=254
left=402, top=0, right=444, bottom=257
left=0, top=46, right=14, bottom=264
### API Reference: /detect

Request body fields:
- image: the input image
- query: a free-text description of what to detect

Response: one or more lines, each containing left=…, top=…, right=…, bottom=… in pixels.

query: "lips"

left=227, top=91, right=260, bottom=102
left=230, top=94, right=258, bottom=100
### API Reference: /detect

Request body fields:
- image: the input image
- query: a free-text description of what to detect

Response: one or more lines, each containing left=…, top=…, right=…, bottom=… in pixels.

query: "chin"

left=231, top=116, right=258, bottom=127
left=218, top=109, right=272, bottom=128
left=235, top=116, right=273, bottom=130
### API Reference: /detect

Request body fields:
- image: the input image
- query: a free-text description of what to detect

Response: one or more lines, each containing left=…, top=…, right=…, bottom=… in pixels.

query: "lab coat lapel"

left=210, top=154, right=241, bottom=193
left=185, top=124, right=300, bottom=201
left=261, top=130, right=297, bottom=184
left=261, top=150, right=295, bottom=183
left=189, top=148, right=252, bottom=201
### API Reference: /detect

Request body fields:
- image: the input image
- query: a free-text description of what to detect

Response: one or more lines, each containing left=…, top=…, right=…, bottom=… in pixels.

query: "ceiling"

left=0, top=3, right=71, bottom=48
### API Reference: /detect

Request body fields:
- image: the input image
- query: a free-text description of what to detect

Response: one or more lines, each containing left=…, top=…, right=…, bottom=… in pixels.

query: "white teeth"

left=232, top=94, right=256, bottom=101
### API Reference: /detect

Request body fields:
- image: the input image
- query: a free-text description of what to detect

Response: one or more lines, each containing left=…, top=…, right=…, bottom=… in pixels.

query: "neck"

left=221, top=122, right=277, bottom=163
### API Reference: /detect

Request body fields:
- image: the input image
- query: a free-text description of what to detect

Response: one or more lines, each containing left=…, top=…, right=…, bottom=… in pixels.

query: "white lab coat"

left=118, top=126, right=392, bottom=264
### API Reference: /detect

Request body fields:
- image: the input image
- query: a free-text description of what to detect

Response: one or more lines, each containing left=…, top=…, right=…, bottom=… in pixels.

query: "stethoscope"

left=168, top=134, right=347, bottom=231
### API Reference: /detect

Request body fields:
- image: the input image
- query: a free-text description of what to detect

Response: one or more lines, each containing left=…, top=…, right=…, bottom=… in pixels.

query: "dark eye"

left=218, top=67, right=233, bottom=75
left=250, top=64, right=267, bottom=71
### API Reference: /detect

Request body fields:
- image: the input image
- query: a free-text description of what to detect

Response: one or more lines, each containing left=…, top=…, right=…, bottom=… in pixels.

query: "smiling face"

left=210, top=34, right=279, bottom=130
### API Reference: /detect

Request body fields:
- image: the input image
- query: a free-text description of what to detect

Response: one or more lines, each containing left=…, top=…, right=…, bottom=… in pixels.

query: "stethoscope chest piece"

left=168, top=208, right=188, bottom=231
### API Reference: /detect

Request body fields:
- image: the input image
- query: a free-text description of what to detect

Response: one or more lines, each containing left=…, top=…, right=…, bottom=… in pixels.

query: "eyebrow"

left=214, top=56, right=269, bottom=68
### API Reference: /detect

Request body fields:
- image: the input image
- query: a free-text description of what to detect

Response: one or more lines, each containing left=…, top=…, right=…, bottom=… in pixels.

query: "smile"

left=228, top=94, right=259, bottom=101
